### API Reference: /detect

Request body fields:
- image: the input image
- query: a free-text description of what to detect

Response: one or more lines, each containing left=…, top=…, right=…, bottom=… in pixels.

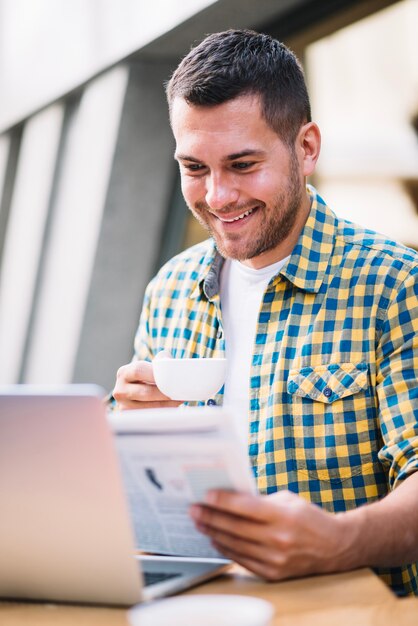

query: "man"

left=113, top=29, right=418, bottom=595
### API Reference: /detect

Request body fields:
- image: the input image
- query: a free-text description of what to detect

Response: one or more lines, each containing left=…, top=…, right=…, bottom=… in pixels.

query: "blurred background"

left=0, top=0, right=417, bottom=392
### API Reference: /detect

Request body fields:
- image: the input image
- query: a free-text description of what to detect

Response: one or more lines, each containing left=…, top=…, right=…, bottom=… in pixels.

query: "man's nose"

left=205, top=173, right=239, bottom=211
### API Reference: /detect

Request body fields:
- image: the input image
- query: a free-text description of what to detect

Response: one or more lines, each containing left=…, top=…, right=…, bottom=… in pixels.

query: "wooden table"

left=0, top=568, right=416, bottom=625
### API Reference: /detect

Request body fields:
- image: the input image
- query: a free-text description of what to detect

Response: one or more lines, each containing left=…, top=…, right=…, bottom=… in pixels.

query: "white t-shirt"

left=219, top=256, right=289, bottom=439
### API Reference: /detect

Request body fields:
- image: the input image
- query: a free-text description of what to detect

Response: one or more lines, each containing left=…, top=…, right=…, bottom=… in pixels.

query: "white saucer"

left=128, top=594, right=275, bottom=626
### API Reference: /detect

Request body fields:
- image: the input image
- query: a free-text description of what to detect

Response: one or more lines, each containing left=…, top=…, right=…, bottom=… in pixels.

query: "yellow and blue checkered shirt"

left=134, top=186, right=418, bottom=595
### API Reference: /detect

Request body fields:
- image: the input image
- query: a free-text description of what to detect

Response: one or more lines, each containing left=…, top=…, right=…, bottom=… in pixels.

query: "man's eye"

left=233, top=162, right=253, bottom=170
left=184, top=163, right=205, bottom=172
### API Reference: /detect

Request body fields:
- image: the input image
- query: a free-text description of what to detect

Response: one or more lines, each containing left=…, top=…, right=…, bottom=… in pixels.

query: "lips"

left=216, top=207, right=257, bottom=223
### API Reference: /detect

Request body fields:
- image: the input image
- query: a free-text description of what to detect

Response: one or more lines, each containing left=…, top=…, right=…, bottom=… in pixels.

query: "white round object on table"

left=128, top=594, right=275, bottom=626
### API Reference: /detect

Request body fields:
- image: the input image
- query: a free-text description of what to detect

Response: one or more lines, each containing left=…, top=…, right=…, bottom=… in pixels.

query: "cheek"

left=244, top=173, right=280, bottom=203
left=181, top=177, right=205, bottom=207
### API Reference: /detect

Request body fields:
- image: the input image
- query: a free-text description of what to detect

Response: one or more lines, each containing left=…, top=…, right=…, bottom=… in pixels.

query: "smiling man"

left=113, top=30, right=418, bottom=596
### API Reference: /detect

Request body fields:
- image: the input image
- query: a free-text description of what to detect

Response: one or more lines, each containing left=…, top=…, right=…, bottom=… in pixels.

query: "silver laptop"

left=0, top=386, right=230, bottom=606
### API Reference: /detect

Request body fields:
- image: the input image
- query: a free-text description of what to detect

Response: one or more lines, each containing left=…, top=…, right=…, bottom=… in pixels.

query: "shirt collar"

left=280, top=185, right=336, bottom=293
left=190, top=241, right=223, bottom=300
left=192, top=185, right=336, bottom=299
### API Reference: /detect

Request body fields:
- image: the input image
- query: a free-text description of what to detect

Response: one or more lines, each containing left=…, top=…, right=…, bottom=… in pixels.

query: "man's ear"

left=297, top=122, right=321, bottom=177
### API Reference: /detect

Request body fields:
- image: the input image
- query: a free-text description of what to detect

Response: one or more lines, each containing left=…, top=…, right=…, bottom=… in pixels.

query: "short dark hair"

left=166, top=29, right=311, bottom=145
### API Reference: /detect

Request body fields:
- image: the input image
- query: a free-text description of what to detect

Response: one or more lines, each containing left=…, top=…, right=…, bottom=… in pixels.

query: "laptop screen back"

left=0, top=386, right=142, bottom=605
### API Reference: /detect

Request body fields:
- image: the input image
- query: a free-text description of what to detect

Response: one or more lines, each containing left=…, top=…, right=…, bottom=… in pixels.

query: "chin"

left=219, top=247, right=248, bottom=261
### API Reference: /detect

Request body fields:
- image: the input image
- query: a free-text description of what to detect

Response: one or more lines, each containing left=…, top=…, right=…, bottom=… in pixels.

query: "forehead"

left=171, top=95, right=281, bottom=159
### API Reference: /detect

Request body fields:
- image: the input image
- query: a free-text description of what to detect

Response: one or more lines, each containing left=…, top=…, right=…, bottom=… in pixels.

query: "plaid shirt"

left=134, top=186, right=418, bottom=595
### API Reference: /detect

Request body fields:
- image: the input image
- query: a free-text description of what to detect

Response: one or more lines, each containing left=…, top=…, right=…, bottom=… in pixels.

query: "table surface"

left=0, top=567, right=417, bottom=626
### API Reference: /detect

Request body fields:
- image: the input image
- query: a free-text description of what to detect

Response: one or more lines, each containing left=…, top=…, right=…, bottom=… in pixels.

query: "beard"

left=187, top=149, right=303, bottom=262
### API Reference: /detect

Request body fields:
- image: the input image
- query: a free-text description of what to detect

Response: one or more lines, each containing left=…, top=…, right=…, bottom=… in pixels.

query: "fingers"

left=113, top=360, right=183, bottom=409
left=115, top=398, right=183, bottom=410
left=202, top=489, right=298, bottom=523
left=190, top=503, right=265, bottom=543
left=117, top=361, right=156, bottom=385
left=210, top=542, right=286, bottom=582
left=190, top=506, right=290, bottom=581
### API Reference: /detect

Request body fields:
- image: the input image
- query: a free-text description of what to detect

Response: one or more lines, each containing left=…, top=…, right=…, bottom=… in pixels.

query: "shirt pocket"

left=288, top=362, right=368, bottom=404
left=287, top=362, right=378, bottom=484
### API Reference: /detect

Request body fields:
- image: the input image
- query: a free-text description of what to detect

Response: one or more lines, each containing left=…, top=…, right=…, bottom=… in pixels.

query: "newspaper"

left=108, top=406, right=256, bottom=558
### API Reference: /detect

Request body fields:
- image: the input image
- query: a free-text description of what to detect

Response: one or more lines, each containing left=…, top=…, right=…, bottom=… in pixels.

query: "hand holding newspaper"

left=108, top=407, right=256, bottom=558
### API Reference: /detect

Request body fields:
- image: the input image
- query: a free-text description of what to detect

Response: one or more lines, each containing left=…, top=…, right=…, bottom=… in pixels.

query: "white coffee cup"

left=152, top=352, right=227, bottom=401
left=128, top=594, right=275, bottom=626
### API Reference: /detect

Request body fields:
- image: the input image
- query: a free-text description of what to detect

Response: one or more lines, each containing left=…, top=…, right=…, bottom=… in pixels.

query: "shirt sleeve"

left=133, top=278, right=155, bottom=363
left=376, top=269, right=418, bottom=488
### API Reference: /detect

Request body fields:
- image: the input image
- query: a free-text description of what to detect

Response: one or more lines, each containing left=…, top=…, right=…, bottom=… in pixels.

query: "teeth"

left=220, top=208, right=254, bottom=223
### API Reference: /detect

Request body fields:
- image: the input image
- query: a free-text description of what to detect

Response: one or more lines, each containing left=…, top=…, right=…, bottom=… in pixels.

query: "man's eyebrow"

left=175, top=149, right=266, bottom=162
left=175, top=153, right=201, bottom=162
left=225, top=149, right=266, bottom=160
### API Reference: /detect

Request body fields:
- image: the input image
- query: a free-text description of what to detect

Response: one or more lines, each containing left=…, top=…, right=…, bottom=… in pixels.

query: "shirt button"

left=207, top=399, right=217, bottom=406
left=323, top=386, right=332, bottom=398
left=216, top=329, right=223, bottom=339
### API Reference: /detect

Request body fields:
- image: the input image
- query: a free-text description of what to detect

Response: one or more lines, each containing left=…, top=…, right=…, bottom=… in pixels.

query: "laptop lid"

left=0, top=385, right=143, bottom=606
